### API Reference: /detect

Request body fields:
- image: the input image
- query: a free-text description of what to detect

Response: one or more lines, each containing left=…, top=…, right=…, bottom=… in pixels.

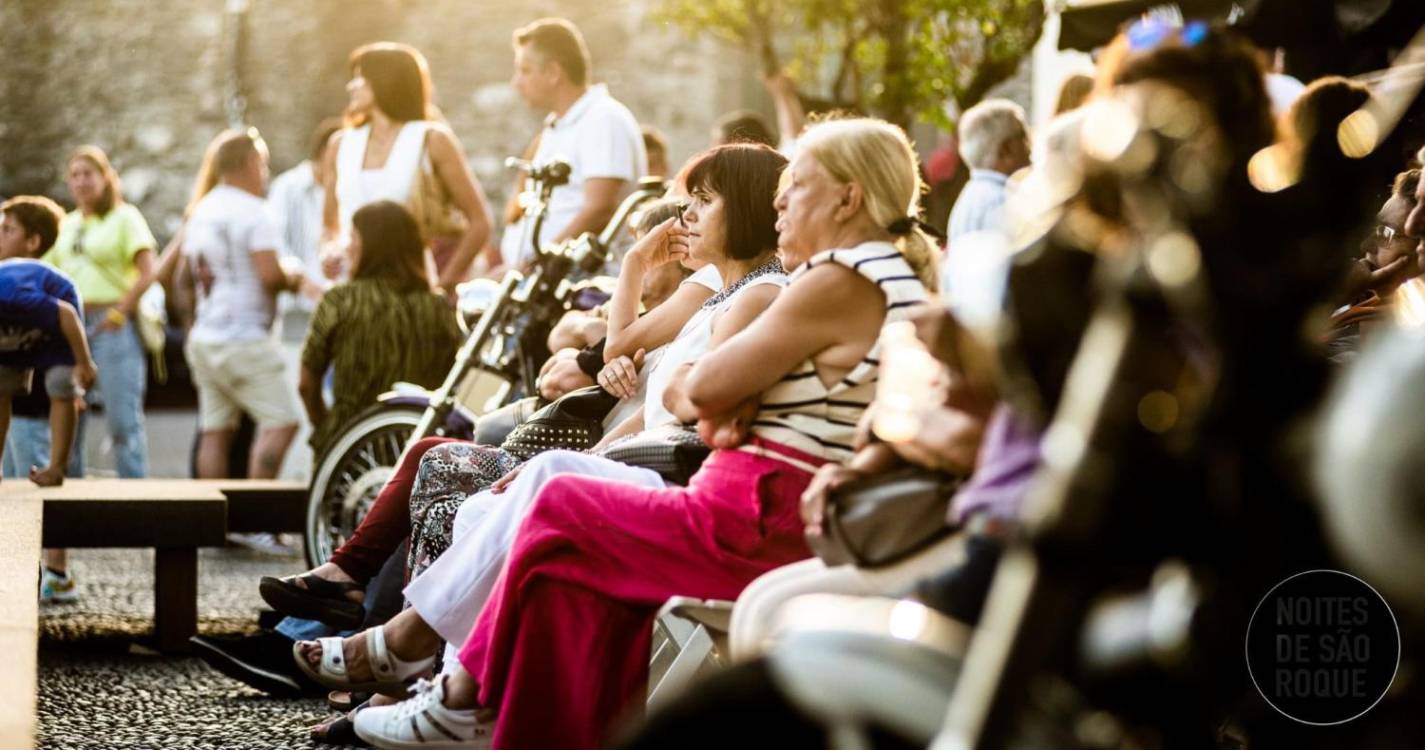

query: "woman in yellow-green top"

left=44, top=145, right=158, bottom=477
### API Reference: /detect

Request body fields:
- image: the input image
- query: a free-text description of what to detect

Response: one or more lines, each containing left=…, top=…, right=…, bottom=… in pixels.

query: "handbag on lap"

left=497, top=386, right=619, bottom=459
left=599, top=424, right=711, bottom=486
left=806, top=466, right=963, bottom=568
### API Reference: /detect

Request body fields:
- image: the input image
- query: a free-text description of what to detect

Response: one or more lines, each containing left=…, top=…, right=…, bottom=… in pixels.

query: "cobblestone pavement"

left=39, top=547, right=360, bottom=749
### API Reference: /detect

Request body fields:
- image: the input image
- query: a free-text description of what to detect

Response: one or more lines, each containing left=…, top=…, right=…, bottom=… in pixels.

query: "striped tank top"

left=746, top=241, right=929, bottom=466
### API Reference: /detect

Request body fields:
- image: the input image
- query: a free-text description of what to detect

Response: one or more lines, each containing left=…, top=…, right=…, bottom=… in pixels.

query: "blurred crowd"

left=4, top=10, right=1425, bottom=750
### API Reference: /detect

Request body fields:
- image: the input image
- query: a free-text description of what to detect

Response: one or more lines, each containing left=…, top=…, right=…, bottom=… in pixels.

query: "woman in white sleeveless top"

left=321, top=42, right=493, bottom=294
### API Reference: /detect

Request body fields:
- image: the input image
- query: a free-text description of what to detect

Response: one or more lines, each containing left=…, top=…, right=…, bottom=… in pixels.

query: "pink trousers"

left=456, top=439, right=825, bottom=750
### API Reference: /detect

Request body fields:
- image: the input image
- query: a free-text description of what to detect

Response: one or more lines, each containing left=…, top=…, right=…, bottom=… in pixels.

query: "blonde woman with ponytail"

left=341, top=117, right=937, bottom=750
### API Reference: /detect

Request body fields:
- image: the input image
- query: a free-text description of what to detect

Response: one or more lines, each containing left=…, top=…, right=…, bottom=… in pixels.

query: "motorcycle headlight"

left=454, top=278, right=501, bottom=335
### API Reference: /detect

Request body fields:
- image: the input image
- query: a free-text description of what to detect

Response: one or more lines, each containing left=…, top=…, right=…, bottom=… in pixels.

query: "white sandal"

left=293, top=626, right=435, bottom=697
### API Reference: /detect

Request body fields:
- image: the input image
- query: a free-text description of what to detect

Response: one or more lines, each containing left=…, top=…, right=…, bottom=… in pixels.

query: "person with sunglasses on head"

left=43, top=145, right=158, bottom=478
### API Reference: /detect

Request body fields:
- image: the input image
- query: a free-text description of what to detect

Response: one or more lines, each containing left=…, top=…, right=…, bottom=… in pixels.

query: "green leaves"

left=653, top=0, right=1044, bottom=128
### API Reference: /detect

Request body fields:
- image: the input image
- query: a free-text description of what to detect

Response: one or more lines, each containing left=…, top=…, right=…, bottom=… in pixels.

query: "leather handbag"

left=497, top=386, right=619, bottom=460
left=598, top=424, right=711, bottom=486
left=408, top=145, right=467, bottom=244
left=806, top=466, right=963, bottom=568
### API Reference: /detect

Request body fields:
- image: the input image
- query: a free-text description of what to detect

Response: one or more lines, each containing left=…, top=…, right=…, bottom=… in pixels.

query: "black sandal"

left=309, top=699, right=372, bottom=746
left=258, top=573, right=365, bottom=630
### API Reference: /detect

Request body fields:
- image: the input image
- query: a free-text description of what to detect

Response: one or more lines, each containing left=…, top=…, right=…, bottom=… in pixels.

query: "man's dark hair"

left=215, top=129, right=264, bottom=176
left=309, top=117, right=345, bottom=162
left=1, top=195, right=66, bottom=255
left=713, top=110, right=777, bottom=148
left=514, top=18, right=591, bottom=87
left=1393, top=169, right=1420, bottom=201
left=675, top=143, right=787, bottom=260
left=349, top=42, right=434, bottom=124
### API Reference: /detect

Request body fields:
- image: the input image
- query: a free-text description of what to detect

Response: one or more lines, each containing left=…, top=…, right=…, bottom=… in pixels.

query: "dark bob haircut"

left=675, top=143, right=787, bottom=260
left=349, top=42, right=434, bottom=125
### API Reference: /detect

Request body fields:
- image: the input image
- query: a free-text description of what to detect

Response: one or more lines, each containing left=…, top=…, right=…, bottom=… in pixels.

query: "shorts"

left=184, top=338, right=301, bottom=431
left=0, top=364, right=80, bottom=400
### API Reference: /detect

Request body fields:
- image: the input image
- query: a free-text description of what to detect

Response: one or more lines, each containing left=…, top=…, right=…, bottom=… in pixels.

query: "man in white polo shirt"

left=500, top=17, right=647, bottom=269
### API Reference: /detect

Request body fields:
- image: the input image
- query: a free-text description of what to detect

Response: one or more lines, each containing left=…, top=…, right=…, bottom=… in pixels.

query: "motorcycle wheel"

left=304, top=403, right=425, bottom=568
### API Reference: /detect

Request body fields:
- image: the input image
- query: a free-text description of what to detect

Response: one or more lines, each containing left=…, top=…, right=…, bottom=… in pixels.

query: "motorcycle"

left=303, top=162, right=668, bottom=567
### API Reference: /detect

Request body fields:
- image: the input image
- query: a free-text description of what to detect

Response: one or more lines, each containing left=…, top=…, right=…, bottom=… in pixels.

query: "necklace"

left=702, top=257, right=785, bottom=309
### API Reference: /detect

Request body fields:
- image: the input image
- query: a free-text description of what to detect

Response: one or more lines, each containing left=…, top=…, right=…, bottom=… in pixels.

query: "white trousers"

left=403, top=449, right=667, bottom=648
left=728, top=531, right=967, bottom=661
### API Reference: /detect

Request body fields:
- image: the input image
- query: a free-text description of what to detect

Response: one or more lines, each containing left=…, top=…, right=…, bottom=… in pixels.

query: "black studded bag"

left=497, top=386, right=620, bottom=460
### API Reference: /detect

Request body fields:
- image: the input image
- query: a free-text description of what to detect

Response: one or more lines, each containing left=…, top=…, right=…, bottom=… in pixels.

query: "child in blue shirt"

left=1, top=196, right=97, bottom=487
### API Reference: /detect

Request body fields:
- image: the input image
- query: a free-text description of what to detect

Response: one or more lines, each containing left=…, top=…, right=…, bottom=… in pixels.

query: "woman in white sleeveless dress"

left=321, top=42, right=494, bottom=294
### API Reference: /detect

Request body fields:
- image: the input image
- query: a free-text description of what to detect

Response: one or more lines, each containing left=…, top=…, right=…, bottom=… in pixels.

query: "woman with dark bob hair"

left=263, top=146, right=775, bottom=670
left=299, top=200, right=460, bottom=458
left=322, top=42, right=494, bottom=294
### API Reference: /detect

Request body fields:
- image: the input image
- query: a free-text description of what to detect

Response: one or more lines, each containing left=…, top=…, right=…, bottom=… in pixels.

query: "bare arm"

left=321, top=131, right=342, bottom=240
left=299, top=364, right=327, bottom=428
left=685, top=265, right=884, bottom=418
left=552, top=177, right=625, bottom=243
left=250, top=249, right=301, bottom=295
left=152, top=226, right=187, bottom=288
left=537, top=350, right=596, bottom=401
left=763, top=72, right=806, bottom=148
left=604, top=219, right=708, bottom=360
left=428, top=126, right=494, bottom=290
left=55, top=301, right=97, bottom=388
left=547, top=310, right=607, bottom=352
left=662, top=283, right=783, bottom=423
left=102, top=248, right=156, bottom=331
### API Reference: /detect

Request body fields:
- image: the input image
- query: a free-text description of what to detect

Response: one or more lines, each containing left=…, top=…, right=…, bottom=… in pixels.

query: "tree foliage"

left=652, top=0, right=1045, bottom=130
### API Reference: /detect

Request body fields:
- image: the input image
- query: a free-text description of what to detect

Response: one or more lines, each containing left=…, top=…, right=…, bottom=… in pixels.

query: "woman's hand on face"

left=597, top=349, right=645, bottom=399
left=627, top=218, right=690, bottom=269
left=800, top=463, right=864, bottom=537
left=697, top=396, right=759, bottom=450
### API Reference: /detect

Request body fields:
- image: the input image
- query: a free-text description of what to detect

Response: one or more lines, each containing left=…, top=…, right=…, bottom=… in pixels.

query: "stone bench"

left=0, top=493, right=43, bottom=748
left=5, top=479, right=306, bottom=654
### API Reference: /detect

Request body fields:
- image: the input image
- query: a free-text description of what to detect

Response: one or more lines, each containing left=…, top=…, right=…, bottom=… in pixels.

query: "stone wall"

left=0, top=0, right=759, bottom=238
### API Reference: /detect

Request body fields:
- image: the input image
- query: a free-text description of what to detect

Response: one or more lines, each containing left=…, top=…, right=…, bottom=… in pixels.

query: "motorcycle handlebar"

left=504, top=157, right=572, bottom=187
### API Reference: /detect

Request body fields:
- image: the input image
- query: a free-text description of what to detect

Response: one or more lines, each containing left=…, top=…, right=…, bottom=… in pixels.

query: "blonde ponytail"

left=799, top=118, right=941, bottom=292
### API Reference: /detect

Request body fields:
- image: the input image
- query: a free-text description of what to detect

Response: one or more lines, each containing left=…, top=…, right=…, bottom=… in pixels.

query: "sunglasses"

left=1126, top=18, right=1210, bottom=52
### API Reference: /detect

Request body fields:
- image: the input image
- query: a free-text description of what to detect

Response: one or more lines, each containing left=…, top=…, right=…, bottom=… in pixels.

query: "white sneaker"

left=353, top=676, right=493, bottom=749
left=40, top=568, right=79, bottom=604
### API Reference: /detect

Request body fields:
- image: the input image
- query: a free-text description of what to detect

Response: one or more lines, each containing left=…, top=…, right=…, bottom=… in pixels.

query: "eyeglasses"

left=1375, top=225, right=1399, bottom=242
left=1126, top=18, right=1210, bottom=52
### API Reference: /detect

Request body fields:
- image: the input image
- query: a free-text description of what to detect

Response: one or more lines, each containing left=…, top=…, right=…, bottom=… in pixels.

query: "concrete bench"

left=0, top=493, right=43, bottom=748
left=5, top=479, right=305, bottom=654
